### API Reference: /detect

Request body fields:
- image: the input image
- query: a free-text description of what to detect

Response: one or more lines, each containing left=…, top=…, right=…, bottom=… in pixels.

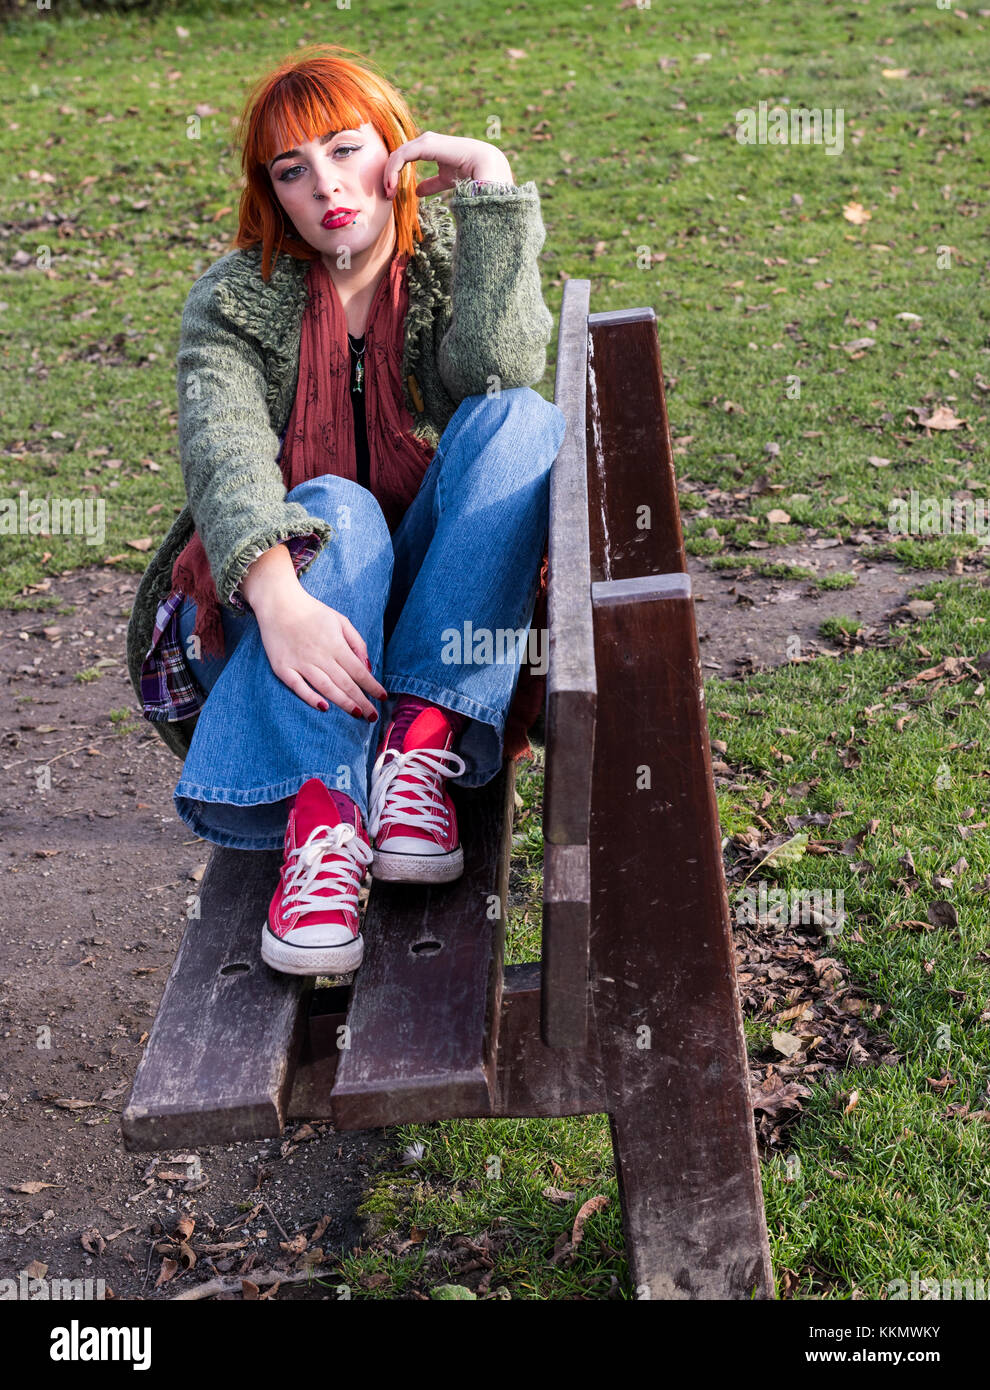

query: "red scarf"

left=171, top=250, right=434, bottom=661
left=170, top=245, right=549, bottom=765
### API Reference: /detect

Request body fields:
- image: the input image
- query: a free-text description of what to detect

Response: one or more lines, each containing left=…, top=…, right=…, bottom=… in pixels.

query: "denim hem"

left=172, top=801, right=290, bottom=852
left=174, top=773, right=369, bottom=818
left=382, top=673, right=505, bottom=738
left=383, top=675, right=507, bottom=788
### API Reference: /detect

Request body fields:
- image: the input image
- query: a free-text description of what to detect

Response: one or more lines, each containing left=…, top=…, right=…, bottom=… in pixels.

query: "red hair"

left=230, top=44, right=424, bottom=280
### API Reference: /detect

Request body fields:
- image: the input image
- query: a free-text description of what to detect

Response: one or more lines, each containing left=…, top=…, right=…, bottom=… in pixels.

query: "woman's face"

left=266, top=119, right=395, bottom=258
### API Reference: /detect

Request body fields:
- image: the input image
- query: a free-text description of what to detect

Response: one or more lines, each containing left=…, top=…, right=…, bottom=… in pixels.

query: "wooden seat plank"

left=289, top=964, right=608, bottom=1122
left=121, top=847, right=310, bottom=1152
left=329, top=765, right=515, bottom=1130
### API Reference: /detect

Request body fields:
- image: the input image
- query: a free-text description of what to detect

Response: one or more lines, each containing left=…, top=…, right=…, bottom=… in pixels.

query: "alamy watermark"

left=0, top=489, right=106, bottom=547
left=888, top=1271, right=990, bottom=1300
left=734, top=881, right=846, bottom=935
left=0, top=1271, right=107, bottom=1300
left=888, top=490, right=990, bottom=544
left=735, top=101, right=844, bottom=156
left=440, top=621, right=547, bottom=676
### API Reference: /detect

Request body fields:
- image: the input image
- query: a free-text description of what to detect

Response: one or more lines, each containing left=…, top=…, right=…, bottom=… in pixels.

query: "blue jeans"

left=172, top=387, right=567, bottom=850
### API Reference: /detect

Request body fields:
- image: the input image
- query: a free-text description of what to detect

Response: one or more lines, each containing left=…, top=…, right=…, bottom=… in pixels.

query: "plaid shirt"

left=139, top=532, right=322, bottom=721
left=139, top=177, right=511, bottom=725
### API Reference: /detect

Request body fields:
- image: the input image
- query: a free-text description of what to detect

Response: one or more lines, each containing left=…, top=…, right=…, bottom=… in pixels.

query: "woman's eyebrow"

left=268, top=129, right=360, bottom=169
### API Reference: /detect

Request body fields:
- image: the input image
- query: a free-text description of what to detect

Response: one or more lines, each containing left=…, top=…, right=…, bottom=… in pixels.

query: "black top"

left=348, top=333, right=371, bottom=491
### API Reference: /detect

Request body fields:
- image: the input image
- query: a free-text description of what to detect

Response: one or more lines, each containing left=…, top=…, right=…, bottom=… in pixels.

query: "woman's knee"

left=288, top=474, right=390, bottom=539
left=462, top=387, right=566, bottom=472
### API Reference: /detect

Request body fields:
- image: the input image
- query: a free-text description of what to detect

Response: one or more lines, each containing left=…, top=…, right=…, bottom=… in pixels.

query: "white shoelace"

left=281, top=822, right=374, bottom=924
left=368, top=745, right=467, bottom=840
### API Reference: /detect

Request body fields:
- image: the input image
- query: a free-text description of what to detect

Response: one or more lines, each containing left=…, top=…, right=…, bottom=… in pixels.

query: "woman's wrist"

left=470, top=159, right=514, bottom=185
left=239, top=542, right=300, bottom=619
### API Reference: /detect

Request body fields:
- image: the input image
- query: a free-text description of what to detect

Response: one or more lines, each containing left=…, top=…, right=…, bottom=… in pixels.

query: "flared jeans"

left=171, top=387, right=567, bottom=850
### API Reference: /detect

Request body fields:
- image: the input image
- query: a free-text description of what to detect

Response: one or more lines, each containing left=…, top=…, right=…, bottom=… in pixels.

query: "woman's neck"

left=321, top=216, right=398, bottom=337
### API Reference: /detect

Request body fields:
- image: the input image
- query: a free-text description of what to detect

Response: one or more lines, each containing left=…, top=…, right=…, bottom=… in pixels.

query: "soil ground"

left=0, top=552, right=941, bottom=1298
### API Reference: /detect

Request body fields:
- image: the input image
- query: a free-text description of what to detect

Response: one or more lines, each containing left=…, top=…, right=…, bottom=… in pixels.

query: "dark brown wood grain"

left=329, top=766, right=515, bottom=1130
left=586, top=599, right=773, bottom=1296
left=586, top=306, right=686, bottom=581
left=289, top=964, right=607, bottom=1121
left=582, top=306, right=772, bottom=1299
left=121, top=847, right=309, bottom=1151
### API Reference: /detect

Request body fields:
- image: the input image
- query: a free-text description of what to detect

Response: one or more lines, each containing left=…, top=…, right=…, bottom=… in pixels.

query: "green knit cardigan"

left=126, top=178, right=556, bottom=762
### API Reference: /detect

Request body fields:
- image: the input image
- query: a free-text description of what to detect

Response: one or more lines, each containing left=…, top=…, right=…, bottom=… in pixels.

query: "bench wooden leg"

left=589, top=585, right=774, bottom=1299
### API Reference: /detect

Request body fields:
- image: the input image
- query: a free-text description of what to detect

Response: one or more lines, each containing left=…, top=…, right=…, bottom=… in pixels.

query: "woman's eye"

left=279, top=145, right=360, bottom=181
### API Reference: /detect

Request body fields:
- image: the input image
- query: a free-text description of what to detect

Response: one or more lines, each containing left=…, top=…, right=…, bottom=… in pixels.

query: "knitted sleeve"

left=435, top=177, right=555, bottom=399
left=175, top=265, right=335, bottom=611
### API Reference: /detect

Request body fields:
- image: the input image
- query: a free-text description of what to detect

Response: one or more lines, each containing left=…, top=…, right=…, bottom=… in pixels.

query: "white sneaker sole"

left=261, top=925, right=364, bottom=976
left=371, top=845, right=464, bottom=883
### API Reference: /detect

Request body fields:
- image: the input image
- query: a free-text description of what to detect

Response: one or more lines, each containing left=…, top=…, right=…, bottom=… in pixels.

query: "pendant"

left=353, top=357, right=364, bottom=393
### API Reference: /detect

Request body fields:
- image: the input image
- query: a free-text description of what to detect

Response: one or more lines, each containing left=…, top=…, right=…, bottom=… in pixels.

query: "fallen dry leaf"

left=570, top=1195, right=610, bottom=1251
left=542, top=1186, right=577, bottom=1204
left=928, top=900, right=958, bottom=929
left=155, top=1257, right=179, bottom=1288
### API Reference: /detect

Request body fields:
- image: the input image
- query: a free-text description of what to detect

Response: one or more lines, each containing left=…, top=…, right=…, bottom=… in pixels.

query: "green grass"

left=711, top=577, right=990, bottom=1299
left=816, top=571, right=858, bottom=591
left=3, top=0, right=988, bottom=1301
left=819, top=614, right=865, bottom=642
left=344, top=579, right=990, bottom=1300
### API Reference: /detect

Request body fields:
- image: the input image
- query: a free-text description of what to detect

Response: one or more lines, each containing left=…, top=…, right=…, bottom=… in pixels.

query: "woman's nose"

left=311, top=153, right=343, bottom=202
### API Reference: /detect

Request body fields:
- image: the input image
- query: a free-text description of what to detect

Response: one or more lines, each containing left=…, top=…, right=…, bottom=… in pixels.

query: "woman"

left=126, top=44, right=566, bottom=978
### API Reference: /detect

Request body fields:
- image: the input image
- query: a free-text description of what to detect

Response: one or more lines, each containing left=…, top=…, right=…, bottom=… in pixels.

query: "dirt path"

left=0, top=552, right=942, bottom=1298
left=0, top=569, right=388, bottom=1300
left=689, top=542, right=945, bottom=673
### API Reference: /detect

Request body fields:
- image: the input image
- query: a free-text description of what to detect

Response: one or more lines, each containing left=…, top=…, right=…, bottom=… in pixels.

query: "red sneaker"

left=368, top=702, right=467, bottom=883
left=262, top=778, right=373, bottom=976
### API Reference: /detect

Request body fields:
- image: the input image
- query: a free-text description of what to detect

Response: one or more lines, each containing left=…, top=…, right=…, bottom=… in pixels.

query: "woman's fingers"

left=384, top=132, right=432, bottom=197
left=304, top=662, right=378, bottom=721
left=337, top=612, right=368, bottom=663
left=279, top=667, right=338, bottom=713
left=339, top=615, right=388, bottom=698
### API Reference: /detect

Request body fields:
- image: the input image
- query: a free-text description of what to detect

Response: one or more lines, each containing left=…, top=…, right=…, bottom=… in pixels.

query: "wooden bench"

left=122, top=281, right=774, bottom=1300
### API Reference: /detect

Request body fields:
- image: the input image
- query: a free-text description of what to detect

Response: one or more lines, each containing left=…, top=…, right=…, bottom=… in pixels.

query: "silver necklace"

left=347, top=331, right=366, bottom=394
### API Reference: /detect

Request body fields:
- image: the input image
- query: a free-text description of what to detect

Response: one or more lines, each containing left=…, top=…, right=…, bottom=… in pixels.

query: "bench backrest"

left=541, top=278, right=597, bottom=1047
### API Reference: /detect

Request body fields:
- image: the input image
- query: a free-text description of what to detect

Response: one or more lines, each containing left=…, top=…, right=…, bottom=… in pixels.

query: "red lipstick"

left=322, top=208, right=358, bottom=229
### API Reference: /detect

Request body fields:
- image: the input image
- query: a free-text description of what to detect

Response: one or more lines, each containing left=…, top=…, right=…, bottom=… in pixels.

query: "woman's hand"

left=254, top=586, right=388, bottom=721
left=384, top=132, right=513, bottom=199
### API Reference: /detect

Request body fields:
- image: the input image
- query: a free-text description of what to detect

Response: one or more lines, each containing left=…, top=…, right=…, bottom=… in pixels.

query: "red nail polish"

left=365, top=657, right=372, bottom=671
left=366, top=711, right=378, bottom=723
left=351, top=705, right=363, bottom=718
left=318, top=700, right=329, bottom=711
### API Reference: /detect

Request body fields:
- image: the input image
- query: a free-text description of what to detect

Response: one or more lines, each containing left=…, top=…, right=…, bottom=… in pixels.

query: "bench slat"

left=586, top=306, right=686, bottom=580
left=541, top=276, right=596, bottom=1048
left=121, top=847, right=309, bottom=1152
left=329, top=765, right=515, bottom=1129
left=288, top=964, right=608, bottom=1121
left=583, top=309, right=773, bottom=1299
left=544, top=276, right=597, bottom=849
